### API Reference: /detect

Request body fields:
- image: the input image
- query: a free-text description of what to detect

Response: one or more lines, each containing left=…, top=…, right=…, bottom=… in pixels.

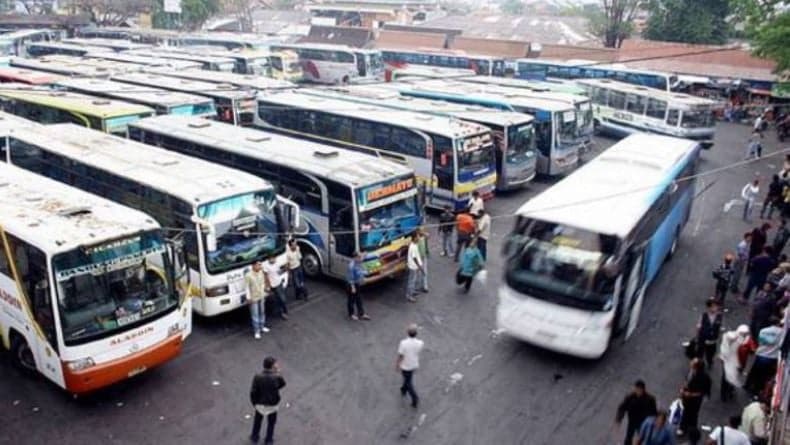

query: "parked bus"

left=459, top=75, right=589, bottom=97
left=157, top=46, right=302, bottom=80
left=577, top=79, right=718, bottom=148
left=380, top=48, right=506, bottom=76
left=0, top=66, right=62, bottom=85
left=4, top=123, right=299, bottom=317
left=127, top=49, right=237, bottom=72
left=0, top=29, right=62, bottom=56
left=386, top=65, right=476, bottom=82
left=129, top=115, right=422, bottom=282
left=0, top=89, right=154, bottom=135
left=85, top=52, right=203, bottom=71
left=0, top=162, right=190, bottom=394
left=147, top=68, right=295, bottom=91
left=256, top=91, right=497, bottom=210
left=389, top=80, right=582, bottom=176
left=61, top=37, right=153, bottom=52
left=178, top=32, right=282, bottom=50
left=26, top=42, right=107, bottom=57
left=497, top=134, right=701, bottom=358
left=56, top=78, right=217, bottom=118
left=302, top=85, right=537, bottom=191
left=10, top=55, right=143, bottom=77
left=112, top=72, right=256, bottom=125
left=269, top=43, right=384, bottom=84
left=515, top=59, right=679, bottom=92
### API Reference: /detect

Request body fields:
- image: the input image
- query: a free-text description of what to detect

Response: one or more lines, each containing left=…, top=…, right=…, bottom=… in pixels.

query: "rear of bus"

left=270, top=50, right=302, bottom=82
left=101, top=107, right=156, bottom=136
left=166, top=99, right=217, bottom=118
left=454, top=130, right=497, bottom=209
left=356, top=174, right=422, bottom=282
left=501, top=119, right=537, bottom=189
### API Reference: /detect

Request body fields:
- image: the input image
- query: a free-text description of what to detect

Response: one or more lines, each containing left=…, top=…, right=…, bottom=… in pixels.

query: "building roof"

left=381, top=24, right=463, bottom=39
left=418, top=13, right=596, bottom=45
left=0, top=162, right=160, bottom=254
left=374, top=29, right=447, bottom=50
left=450, top=36, right=531, bottom=58
left=298, top=25, right=374, bottom=48
left=539, top=43, right=617, bottom=62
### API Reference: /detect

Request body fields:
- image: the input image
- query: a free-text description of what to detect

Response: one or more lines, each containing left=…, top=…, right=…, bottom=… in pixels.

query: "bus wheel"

left=10, top=333, right=36, bottom=373
left=341, top=75, right=350, bottom=84
left=301, top=248, right=322, bottom=278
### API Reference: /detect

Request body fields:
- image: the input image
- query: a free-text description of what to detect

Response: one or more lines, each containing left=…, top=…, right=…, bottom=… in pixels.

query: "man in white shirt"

left=468, top=191, right=484, bottom=216
left=406, top=233, right=423, bottom=303
left=245, top=260, right=270, bottom=339
left=285, top=239, right=307, bottom=300
left=397, top=324, right=424, bottom=408
left=262, top=254, right=289, bottom=320
left=706, top=415, right=750, bottom=445
left=475, top=209, right=491, bottom=261
left=740, top=399, right=769, bottom=445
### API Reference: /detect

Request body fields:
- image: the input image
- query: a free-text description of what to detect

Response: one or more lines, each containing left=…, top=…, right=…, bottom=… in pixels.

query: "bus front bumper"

left=62, top=334, right=183, bottom=394
left=496, top=286, right=611, bottom=359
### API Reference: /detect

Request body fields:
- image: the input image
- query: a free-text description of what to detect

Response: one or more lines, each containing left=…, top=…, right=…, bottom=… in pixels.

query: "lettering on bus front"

left=366, top=178, right=415, bottom=203
left=109, top=325, right=154, bottom=346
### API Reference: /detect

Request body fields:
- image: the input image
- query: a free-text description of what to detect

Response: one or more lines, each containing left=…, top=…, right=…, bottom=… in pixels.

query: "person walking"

left=749, top=283, right=778, bottom=340
left=745, top=132, right=763, bottom=159
left=475, top=209, right=491, bottom=261
left=454, top=210, right=476, bottom=262
left=706, top=416, right=750, bottom=445
left=457, top=235, right=485, bottom=293
left=712, top=254, right=736, bottom=303
left=635, top=410, right=676, bottom=445
left=742, top=179, right=760, bottom=221
left=249, top=356, right=286, bottom=445
left=285, top=239, right=307, bottom=300
left=614, top=380, right=658, bottom=445
left=468, top=190, right=484, bottom=215
left=246, top=260, right=270, bottom=339
left=748, top=224, right=771, bottom=264
left=760, top=175, right=783, bottom=219
left=772, top=219, right=790, bottom=259
left=718, top=325, right=751, bottom=402
left=346, top=252, right=369, bottom=321
left=740, top=399, right=769, bottom=445
left=438, top=205, right=455, bottom=257
left=732, top=232, right=752, bottom=292
left=262, top=254, right=289, bottom=320
left=417, top=228, right=430, bottom=293
left=741, top=246, right=777, bottom=303
left=745, top=318, right=784, bottom=395
left=406, top=233, right=424, bottom=302
left=678, top=358, right=711, bottom=438
left=396, top=324, right=424, bottom=408
left=696, top=298, right=723, bottom=369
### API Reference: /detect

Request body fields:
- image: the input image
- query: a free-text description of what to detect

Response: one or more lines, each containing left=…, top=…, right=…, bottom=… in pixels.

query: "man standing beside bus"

left=438, top=205, right=455, bottom=257
left=346, top=252, right=370, bottom=321
left=246, top=260, right=270, bottom=339
left=475, top=209, right=491, bottom=261
left=286, top=240, right=307, bottom=300
left=468, top=190, right=484, bottom=215
left=406, top=233, right=424, bottom=303
left=263, top=255, right=289, bottom=321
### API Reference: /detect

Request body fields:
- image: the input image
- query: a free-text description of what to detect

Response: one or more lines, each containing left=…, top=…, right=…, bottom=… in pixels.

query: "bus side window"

left=609, top=91, right=626, bottom=110
left=0, top=235, right=10, bottom=276
left=6, top=234, right=56, bottom=346
left=646, top=99, right=667, bottom=119
left=666, top=110, right=680, bottom=126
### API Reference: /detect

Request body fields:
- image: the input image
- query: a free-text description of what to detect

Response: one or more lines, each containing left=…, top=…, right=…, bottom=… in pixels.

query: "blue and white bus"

left=515, top=59, right=679, bottom=92
left=497, top=134, right=701, bottom=358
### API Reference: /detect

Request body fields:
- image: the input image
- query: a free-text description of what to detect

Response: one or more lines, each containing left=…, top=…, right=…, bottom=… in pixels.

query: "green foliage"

left=585, top=0, right=640, bottom=48
left=152, top=0, right=219, bottom=30
left=644, top=0, right=730, bottom=44
left=501, top=0, right=525, bottom=15
left=751, top=12, right=790, bottom=72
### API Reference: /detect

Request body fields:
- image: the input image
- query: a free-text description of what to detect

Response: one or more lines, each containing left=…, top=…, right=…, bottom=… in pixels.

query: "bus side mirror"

left=205, top=231, right=217, bottom=253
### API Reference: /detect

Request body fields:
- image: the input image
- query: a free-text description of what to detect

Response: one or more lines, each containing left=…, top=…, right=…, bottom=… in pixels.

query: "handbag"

left=668, top=398, right=684, bottom=428
left=684, top=337, right=699, bottom=359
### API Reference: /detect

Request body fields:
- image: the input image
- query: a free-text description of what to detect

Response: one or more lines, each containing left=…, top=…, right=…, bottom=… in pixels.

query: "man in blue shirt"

left=346, top=252, right=370, bottom=321
left=637, top=410, right=675, bottom=445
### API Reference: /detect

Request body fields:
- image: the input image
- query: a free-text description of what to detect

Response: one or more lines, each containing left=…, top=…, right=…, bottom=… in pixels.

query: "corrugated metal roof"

left=374, top=29, right=447, bottom=50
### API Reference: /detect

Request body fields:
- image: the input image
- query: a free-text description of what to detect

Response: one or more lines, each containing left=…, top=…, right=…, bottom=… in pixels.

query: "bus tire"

left=341, top=75, right=350, bottom=85
left=666, top=228, right=680, bottom=261
left=10, top=332, right=35, bottom=374
left=300, top=247, right=322, bottom=278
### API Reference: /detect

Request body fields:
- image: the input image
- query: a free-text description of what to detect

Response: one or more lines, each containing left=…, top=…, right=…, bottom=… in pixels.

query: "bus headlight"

left=66, top=357, right=96, bottom=372
left=205, top=285, right=229, bottom=297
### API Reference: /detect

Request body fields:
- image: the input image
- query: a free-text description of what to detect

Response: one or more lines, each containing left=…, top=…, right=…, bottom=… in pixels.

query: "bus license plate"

left=128, top=366, right=147, bottom=377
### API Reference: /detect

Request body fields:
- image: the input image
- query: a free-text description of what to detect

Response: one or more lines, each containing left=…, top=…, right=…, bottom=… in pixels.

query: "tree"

left=152, top=0, right=220, bottom=30
left=501, top=0, right=524, bottom=15
left=586, top=0, right=642, bottom=48
left=643, top=0, right=729, bottom=44
left=751, top=12, right=790, bottom=72
left=72, top=0, right=151, bottom=26
left=18, top=1, right=55, bottom=14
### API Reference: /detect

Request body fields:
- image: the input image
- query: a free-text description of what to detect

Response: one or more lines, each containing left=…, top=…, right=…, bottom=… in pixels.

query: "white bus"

left=25, top=42, right=107, bottom=57
left=0, top=29, right=62, bottom=56
left=515, top=59, right=679, bottom=92
left=302, top=85, right=537, bottom=191
left=85, top=51, right=203, bottom=71
left=129, top=115, right=423, bottom=283
left=576, top=79, right=718, bottom=149
left=61, top=37, right=153, bottom=52
left=55, top=78, right=217, bottom=118
left=10, top=55, right=144, bottom=77
left=256, top=90, right=498, bottom=211
left=127, top=49, right=237, bottom=72
left=3, top=124, right=299, bottom=317
left=146, top=68, right=295, bottom=91
left=497, top=134, right=701, bottom=358
left=269, top=43, right=384, bottom=84
left=0, top=162, right=190, bottom=394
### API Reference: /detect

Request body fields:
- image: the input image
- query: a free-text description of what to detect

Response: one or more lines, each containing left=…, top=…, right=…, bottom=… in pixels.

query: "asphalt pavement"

left=1, top=122, right=786, bottom=445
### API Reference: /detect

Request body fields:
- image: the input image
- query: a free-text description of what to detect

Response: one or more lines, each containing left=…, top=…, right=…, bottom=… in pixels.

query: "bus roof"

left=126, top=49, right=237, bottom=65
left=62, top=37, right=153, bottom=51
left=129, top=115, right=415, bottom=188
left=392, top=65, right=477, bottom=79
left=0, top=109, right=42, bottom=128
left=0, top=162, right=160, bottom=253
left=0, top=66, right=63, bottom=84
left=575, top=78, right=719, bottom=107
left=459, top=75, right=587, bottom=95
left=14, top=123, right=274, bottom=206
left=0, top=29, right=60, bottom=41
left=10, top=55, right=141, bottom=76
left=27, top=41, right=107, bottom=54
left=273, top=42, right=374, bottom=53
left=380, top=47, right=497, bottom=60
left=147, top=68, right=295, bottom=90
left=55, top=78, right=215, bottom=109
left=406, top=79, right=589, bottom=106
left=305, top=85, right=533, bottom=127
left=85, top=51, right=203, bottom=70
left=112, top=72, right=253, bottom=100
left=260, top=90, right=491, bottom=138
left=0, top=88, right=154, bottom=118
left=516, top=133, right=699, bottom=238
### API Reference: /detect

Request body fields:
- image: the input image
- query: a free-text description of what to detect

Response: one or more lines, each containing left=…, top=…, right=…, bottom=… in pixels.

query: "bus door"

left=355, top=53, right=366, bottom=78
left=430, top=136, right=453, bottom=208
left=215, top=98, right=236, bottom=124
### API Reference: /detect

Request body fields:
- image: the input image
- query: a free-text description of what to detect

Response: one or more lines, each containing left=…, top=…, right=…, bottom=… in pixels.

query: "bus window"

left=6, top=234, right=55, bottom=345
left=433, top=135, right=454, bottom=189
left=535, top=122, right=552, bottom=156
left=646, top=98, right=667, bottom=119
left=609, top=91, right=626, bottom=110
left=328, top=182, right=355, bottom=257
left=593, top=87, right=608, bottom=105
left=356, top=55, right=366, bottom=77
left=667, top=109, right=680, bottom=126
left=625, top=94, right=646, bottom=114
left=391, top=128, right=426, bottom=158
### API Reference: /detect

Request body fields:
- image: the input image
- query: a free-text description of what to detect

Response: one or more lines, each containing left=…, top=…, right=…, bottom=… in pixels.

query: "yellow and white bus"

left=3, top=124, right=299, bottom=317
left=0, top=162, right=190, bottom=394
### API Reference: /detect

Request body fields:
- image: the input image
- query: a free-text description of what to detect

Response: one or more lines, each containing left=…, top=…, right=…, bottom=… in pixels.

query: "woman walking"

left=456, top=235, right=484, bottom=293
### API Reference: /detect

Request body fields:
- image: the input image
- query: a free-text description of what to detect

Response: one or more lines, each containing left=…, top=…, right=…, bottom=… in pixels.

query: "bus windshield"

left=681, top=108, right=714, bottom=128
left=458, top=137, right=495, bottom=175
left=198, top=190, right=283, bottom=274
left=358, top=194, right=420, bottom=251
left=556, top=111, right=577, bottom=144
left=504, top=217, right=620, bottom=311
left=53, top=231, right=176, bottom=345
left=248, top=57, right=270, bottom=74
left=506, top=123, right=534, bottom=165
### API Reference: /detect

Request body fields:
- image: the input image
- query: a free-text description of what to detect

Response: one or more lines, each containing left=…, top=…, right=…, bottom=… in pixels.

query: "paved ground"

left=1, top=122, right=786, bottom=445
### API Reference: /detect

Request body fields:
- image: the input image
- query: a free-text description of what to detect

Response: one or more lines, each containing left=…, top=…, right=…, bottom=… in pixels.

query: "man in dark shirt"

left=679, top=358, right=711, bottom=438
left=615, top=380, right=658, bottom=445
left=741, top=246, right=777, bottom=303
left=250, top=356, right=287, bottom=444
left=748, top=224, right=770, bottom=262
